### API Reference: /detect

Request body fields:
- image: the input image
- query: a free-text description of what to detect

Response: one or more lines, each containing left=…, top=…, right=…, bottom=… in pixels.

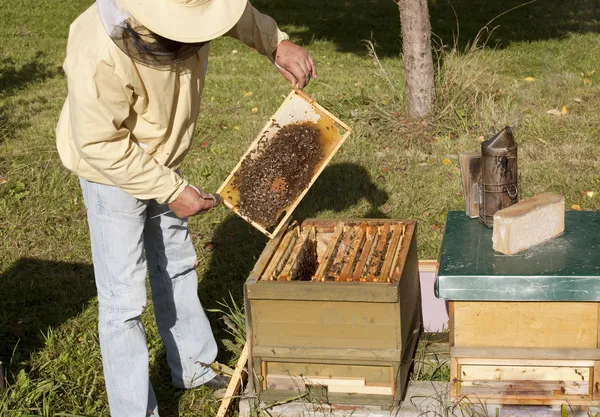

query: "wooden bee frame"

left=217, top=89, right=352, bottom=239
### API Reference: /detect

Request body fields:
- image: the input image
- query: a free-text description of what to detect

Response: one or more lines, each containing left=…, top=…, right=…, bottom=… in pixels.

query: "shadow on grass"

left=251, top=0, right=600, bottom=56
left=0, top=258, right=96, bottom=366
left=0, top=52, right=56, bottom=97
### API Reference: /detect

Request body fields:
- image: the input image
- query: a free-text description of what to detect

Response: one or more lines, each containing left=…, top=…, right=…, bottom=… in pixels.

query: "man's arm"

left=226, top=2, right=317, bottom=89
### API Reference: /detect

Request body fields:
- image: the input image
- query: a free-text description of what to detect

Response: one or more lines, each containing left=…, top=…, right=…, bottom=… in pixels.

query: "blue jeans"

left=80, top=179, right=217, bottom=417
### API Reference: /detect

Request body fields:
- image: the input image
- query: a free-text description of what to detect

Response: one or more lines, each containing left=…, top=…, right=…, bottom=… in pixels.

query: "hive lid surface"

left=217, top=89, right=351, bottom=239
left=437, top=211, right=600, bottom=301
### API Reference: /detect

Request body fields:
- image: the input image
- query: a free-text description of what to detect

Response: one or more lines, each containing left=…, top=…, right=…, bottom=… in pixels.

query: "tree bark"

left=399, top=0, right=435, bottom=118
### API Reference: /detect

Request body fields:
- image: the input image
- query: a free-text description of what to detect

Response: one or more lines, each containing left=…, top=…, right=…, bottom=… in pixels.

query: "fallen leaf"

left=200, top=141, right=210, bottom=148
left=477, top=135, right=485, bottom=142
left=524, top=76, right=535, bottom=82
left=204, top=241, right=217, bottom=251
left=572, top=204, right=582, bottom=211
left=233, top=126, right=240, bottom=130
left=431, top=223, right=442, bottom=232
left=423, top=211, right=430, bottom=217
left=219, top=122, right=227, bottom=130
left=561, top=105, right=568, bottom=115
left=546, top=109, right=562, bottom=116
left=251, top=107, right=258, bottom=113
left=376, top=175, right=386, bottom=183
left=587, top=69, right=596, bottom=76
left=574, top=97, right=582, bottom=103
left=584, top=78, right=592, bottom=84
left=244, top=91, right=253, bottom=97
left=433, top=136, right=441, bottom=142
left=381, top=167, right=389, bottom=173
left=381, top=203, right=393, bottom=214
left=442, top=158, right=453, bottom=166
left=586, top=191, right=595, bottom=198
left=0, top=176, right=8, bottom=185
left=231, top=49, right=238, bottom=54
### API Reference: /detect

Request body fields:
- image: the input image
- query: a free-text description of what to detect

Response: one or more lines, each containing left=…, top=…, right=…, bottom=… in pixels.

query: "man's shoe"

left=205, top=374, right=231, bottom=390
left=205, top=374, right=231, bottom=399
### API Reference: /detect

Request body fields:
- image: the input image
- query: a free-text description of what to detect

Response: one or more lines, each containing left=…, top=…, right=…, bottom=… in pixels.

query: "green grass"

left=2, top=0, right=600, bottom=415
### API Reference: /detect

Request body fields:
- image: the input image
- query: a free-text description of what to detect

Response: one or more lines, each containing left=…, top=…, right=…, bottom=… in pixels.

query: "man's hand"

left=273, top=40, right=317, bottom=89
left=168, top=185, right=221, bottom=218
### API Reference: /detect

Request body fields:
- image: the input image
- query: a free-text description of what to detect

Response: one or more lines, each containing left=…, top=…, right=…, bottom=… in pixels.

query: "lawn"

left=1, top=0, right=600, bottom=415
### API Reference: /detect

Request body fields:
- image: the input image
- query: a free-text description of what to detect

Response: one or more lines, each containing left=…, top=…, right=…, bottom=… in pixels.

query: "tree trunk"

left=399, top=0, right=435, bottom=118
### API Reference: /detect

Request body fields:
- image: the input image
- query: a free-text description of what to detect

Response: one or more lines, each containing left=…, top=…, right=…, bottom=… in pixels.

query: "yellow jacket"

left=56, top=2, right=287, bottom=204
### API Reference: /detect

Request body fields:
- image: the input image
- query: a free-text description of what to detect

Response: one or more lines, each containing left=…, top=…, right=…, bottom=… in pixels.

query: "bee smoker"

left=478, top=126, right=519, bottom=228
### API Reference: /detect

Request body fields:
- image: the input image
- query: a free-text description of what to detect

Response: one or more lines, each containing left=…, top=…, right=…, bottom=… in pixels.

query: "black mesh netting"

left=110, top=19, right=208, bottom=68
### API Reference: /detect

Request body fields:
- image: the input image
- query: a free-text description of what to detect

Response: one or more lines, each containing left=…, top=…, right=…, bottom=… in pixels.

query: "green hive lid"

left=436, top=211, right=600, bottom=301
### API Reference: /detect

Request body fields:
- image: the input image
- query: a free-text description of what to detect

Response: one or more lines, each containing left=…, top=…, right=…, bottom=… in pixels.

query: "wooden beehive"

left=438, top=211, right=600, bottom=406
left=244, top=219, right=422, bottom=408
left=217, top=89, right=351, bottom=239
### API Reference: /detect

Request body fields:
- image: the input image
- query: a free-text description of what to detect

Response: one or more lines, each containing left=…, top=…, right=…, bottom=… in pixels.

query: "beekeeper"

left=55, top=0, right=316, bottom=414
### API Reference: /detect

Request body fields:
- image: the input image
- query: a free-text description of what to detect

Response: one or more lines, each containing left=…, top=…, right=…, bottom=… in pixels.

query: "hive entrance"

left=261, top=221, right=407, bottom=283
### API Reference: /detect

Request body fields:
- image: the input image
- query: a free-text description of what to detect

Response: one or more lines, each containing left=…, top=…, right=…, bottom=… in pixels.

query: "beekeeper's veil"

left=97, top=0, right=247, bottom=68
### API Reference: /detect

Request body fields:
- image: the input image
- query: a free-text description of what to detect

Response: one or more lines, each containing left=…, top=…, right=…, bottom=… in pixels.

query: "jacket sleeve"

left=65, top=51, right=188, bottom=204
left=225, top=1, right=289, bottom=58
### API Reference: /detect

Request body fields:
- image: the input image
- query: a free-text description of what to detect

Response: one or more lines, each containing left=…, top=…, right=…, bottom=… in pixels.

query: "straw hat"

left=122, top=0, right=248, bottom=43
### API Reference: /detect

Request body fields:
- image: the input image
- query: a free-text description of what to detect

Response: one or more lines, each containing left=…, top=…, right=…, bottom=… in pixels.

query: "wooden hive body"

left=438, top=211, right=600, bottom=406
left=244, top=219, right=422, bottom=408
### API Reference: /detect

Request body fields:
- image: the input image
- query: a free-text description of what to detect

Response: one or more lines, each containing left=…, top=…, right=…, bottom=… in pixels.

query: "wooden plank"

left=265, top=374, right=306, bottom=391
left=266, top=361, right=393, bottom=384
left=380, top=225, right=402, bottom=282
left=453, top=301, right=599, bottom=348
left=259, top=390, right=394, bottom=407
left=274, top=230, right=299, bottom=279
left=339, top=226, right=366, bottom=281
left=246, top=224, right=288, bottom=285
left=594, top=361, right=600, bottom=399
left=457, top=358, right=595, bottom=367
left=448, top=301, right=455, bottom=347
left=418, top=260, right=438, bottom=273
left=246, top=280, right=399, bottom=302
left=451, top=347, right=600, bottom=360
left=261, top=227, right=297, bottom=281
left=390, top=223, right=413, bottom=281
left=216, top=344, right=248, bottom=417
left=456, top=394, right=594, bottom=406
left=327, top=385, right=393, bottom=395
left=460, top=380, right=589, bottom=396
left=252, top=299, right=398, bottom=350
left=327, top=226, right=354, bottom=280
left=460, top=365, right=591, bottom=382
left=314, top=224, right=343, bottom=281
left=278, top=228, right=311, bottom=281
left=261, top=361, right=268, bottom=391
left=450, top=358, right=460, bottom=399
left=304, top=377, right=365, bottom=387
left=252, top=345, right=401, bottom=363
left=366, top=223, right=391, bottom=282
left=397, top=229, right=421, bottom=351
left=353, top=226, right=378, bottom=281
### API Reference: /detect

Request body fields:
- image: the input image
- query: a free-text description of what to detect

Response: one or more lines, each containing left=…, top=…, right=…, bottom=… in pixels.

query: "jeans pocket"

left=95, top=184, right=148, bottom=224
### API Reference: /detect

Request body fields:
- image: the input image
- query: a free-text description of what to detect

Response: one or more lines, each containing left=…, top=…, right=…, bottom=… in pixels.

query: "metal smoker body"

left=478, top=126, right=518, bottom=228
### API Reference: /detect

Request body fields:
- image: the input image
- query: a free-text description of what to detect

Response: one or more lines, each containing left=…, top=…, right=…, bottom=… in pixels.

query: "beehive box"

left=438, top=211, right=600, bottom=405
left=244, top=219, right=422, bottom=408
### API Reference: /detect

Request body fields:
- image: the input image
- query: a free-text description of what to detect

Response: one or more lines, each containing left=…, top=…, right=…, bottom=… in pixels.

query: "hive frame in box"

left=217, top=89, right=352, bottom=239
left=243, top=219, right=422, bottom=408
